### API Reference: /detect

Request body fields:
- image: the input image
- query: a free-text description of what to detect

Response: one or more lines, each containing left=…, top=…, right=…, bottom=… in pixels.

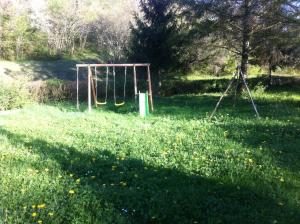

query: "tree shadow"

left=2, top=59, right=99, bottom=81
left=49, top=92, right=299, bottom=121
left=24, top=59, right=94, bottom=81
left=151, top=94, right=298, bottom=120
left=0, top=128, right=299, bottom=223
left=219, top=121, right=300, bottom=172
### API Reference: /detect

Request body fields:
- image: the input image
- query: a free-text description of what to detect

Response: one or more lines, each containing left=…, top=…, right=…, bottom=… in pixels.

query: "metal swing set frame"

left=76, top=63, right=154, bottom=112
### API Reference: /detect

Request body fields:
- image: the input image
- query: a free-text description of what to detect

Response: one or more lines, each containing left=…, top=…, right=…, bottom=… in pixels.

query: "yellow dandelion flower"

left=38, top=220, right=43, bottom=224
left=161, top=151, right=167, bottom=156
left=248, top=158, right=253, bottom=163
left=32, top=212, right=37, bottom=217
left=120, top=181, right=127, bottom=187
left=48, top=212, right=54, bottom=217
left=224, top=131, right=229, bottom=138
left=111, top=166, right=117, bottom=171
left=69, top=190, right=75, bottom=194
left=76, top=178, right=80, bottom=184
left=32, top=205, right=36, bottom=209
left=37, top=204, right=46, bottom=209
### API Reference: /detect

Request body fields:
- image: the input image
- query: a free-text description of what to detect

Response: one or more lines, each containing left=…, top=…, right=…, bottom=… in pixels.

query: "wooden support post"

left=76, top=66, right=79, bottom=110
left=147, top=65, right=154, bottom=111
left=90, top=70, right=98, bottom=108
left=88, top=65, right=92, bottom=112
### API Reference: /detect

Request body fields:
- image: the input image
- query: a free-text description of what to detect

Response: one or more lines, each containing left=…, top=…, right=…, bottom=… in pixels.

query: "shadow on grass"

left=151, top=94, right=298, bottom=120
left=266, top=84, right=300, bottom=96
left=14, top=59, right=100, bottom=81
left=0, top=128, right=299, bottom=223
left=219, top=121, right=300, bottom=172
left=49, top=91, right=299, bottom=121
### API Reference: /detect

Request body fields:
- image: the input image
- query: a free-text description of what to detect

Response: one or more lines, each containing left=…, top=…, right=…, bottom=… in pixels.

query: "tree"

left=252, top=5, right=300, bottom=80
left=0, top=1, right=36, bottom=60
left=129, top=0, right=184, bottom=91
left=92, top=0, right=138, bottom=62
left=185, top=0, right=300, bottom=78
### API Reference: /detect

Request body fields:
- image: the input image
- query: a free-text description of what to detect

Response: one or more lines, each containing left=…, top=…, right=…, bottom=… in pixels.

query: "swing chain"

left=113, top=66, right=127, bottom=106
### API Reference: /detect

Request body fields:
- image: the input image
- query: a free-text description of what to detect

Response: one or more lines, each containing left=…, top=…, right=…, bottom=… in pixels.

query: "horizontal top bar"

left=76, top=63, right=150, bottom=67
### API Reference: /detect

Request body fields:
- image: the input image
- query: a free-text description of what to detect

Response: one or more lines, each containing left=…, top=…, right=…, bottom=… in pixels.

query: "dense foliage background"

left=0, top=0, right=299, bottom=76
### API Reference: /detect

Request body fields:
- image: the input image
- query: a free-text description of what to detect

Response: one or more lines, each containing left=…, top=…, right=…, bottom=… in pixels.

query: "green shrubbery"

left=0, top=77, right=31, bottom=111
left=0, top=77, right=76, bottom=111
left=29, top=78, right=73, bottom=103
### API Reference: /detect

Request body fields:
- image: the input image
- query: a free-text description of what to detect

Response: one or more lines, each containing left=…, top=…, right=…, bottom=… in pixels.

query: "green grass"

left=0, top=86, right=299, bottom=223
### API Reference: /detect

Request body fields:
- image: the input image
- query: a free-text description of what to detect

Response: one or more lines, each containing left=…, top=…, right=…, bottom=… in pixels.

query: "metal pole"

left=209, top=73, right=237, bottom=120
left=147, top=65, right=154, bottom=111
left=76, top=66, right=79, bottom=110
left=240, top=71, right=260, bottom=118
left=88, top=65, right=92, bottom=112
left=133, top=66, right=137, bottom=98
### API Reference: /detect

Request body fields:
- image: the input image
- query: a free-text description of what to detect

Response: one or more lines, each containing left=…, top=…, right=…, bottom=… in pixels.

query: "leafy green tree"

left=129, top=0, right=184, bottom=91
left=185, top=0, right=300, bottom=78
left=252, top=8, right=300, bottom=80
left=0, top=5, right=34, bottom=60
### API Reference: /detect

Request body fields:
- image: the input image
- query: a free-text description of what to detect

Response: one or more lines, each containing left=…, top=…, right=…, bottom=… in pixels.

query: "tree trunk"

left=71, top=38, right=75, bottom=56
left=240, top=39, right=249, bottom=78
left=268, top=62, right=272, bottom=86
left=240, top=0, right=251, bottom=79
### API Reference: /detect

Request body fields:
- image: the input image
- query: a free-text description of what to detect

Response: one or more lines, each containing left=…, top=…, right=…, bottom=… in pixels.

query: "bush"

left=29, top=78, right=73, bottom=103
left=0, top=77, right=31, bottom=111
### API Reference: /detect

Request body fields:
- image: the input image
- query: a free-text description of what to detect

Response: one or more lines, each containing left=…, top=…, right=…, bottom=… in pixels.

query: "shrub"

left=0, top=77, right=31, bottom=111
left=29, top=78, right=73, bottom=103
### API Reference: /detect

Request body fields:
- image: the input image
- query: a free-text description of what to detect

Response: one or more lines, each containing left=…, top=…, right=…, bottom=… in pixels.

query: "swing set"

left=76, top=63, right=154, bottom=112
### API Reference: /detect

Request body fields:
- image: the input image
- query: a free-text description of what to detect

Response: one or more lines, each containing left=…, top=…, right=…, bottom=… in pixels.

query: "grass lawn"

left=0, top=86, right=299, bottom=223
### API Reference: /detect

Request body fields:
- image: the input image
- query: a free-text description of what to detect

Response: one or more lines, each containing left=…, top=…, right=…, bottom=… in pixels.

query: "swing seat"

left=115, top=102, right=125, bottom=107
left=96, top=101, right=107, bottom=105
